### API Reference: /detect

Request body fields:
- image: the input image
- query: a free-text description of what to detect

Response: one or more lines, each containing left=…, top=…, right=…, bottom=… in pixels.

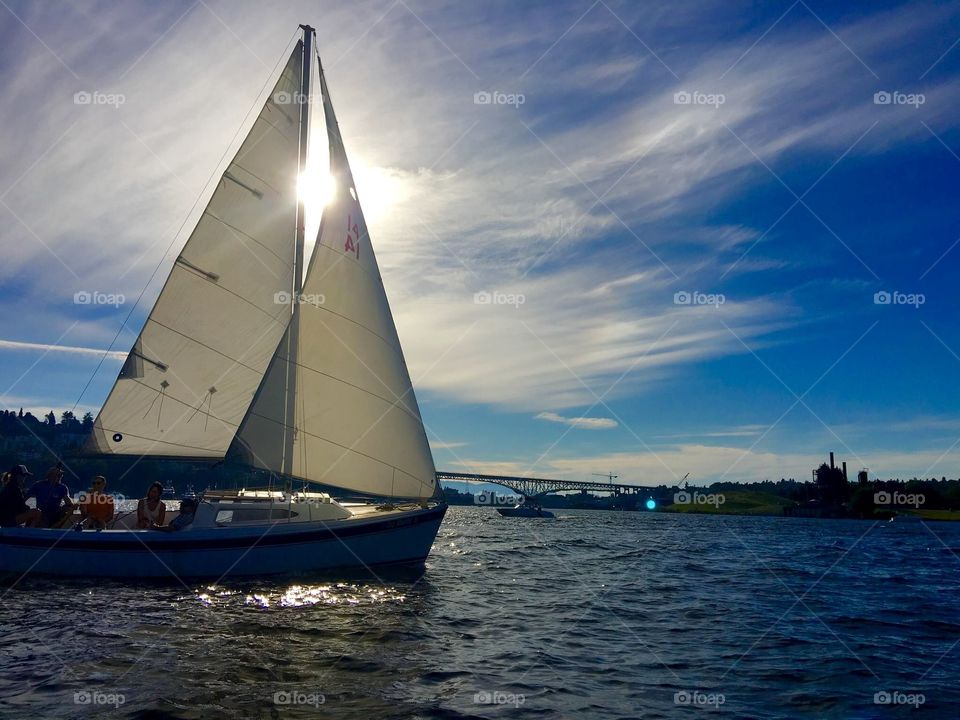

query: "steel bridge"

left=436, top=470, right=648, bottom=498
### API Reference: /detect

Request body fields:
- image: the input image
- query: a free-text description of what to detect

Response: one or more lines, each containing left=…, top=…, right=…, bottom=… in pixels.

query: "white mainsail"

left=88, top=43, right=305, bottom=458
left=232, top=60, right=436, bottom=499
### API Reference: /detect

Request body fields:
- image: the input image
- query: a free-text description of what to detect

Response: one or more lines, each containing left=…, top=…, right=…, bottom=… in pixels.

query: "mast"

left=278, top=24, right=314, bottom=477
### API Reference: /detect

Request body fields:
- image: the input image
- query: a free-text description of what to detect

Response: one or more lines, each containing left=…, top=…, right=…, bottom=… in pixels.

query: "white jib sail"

left=233, top=60, right=436, bottom=499
left=88, top=43, right=305, bottom=458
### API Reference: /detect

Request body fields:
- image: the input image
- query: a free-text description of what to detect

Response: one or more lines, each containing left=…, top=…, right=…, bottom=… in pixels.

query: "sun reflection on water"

left=191, top=583, right=406, bottom=609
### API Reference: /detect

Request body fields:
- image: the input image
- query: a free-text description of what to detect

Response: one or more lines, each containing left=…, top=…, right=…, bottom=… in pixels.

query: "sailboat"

left=0, top=25, right=446, bottom=579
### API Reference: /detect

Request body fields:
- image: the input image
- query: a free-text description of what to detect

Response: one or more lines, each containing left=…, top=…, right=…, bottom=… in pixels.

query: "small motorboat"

left=497, top=499, right=555, bottom=518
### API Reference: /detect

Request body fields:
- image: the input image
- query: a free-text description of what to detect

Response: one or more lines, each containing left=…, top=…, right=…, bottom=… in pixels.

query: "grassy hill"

left=896, top=508, right=960, bottom=521
left=661, top=490, right=794, bottom=516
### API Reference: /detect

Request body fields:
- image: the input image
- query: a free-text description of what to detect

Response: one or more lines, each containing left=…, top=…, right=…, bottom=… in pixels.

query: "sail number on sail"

left=344, top=213, right=361, bottom=260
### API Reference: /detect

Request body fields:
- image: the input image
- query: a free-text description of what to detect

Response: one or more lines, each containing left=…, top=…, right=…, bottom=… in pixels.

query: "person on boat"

left=152, top=498, right=197, bottom=532
left=0, top=465, right=41, bottom=527
left=25, top=465, right=76, bottom=528
left=78, top=476, right=115, bottom=530
left=137, top=481, right=167, bottom=529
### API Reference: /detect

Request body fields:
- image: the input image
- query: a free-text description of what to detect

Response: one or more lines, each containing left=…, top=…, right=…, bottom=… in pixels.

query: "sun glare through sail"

left=298, top=165, right=336, bottom=211
left=300, top=160, right=335, bottom=248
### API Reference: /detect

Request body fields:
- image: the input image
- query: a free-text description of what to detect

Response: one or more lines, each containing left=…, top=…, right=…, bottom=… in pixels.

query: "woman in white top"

left=137, top=481, right=166, bottom=529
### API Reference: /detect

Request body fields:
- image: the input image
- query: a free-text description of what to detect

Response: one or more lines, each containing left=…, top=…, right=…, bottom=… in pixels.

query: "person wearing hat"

left=25, top=465, right=76, bottom=528
left=0, top=465, right=41, bottom=527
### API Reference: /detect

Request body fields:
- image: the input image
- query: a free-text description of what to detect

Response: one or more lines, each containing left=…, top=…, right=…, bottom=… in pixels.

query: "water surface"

left=2, top=508, right=958, bottom=718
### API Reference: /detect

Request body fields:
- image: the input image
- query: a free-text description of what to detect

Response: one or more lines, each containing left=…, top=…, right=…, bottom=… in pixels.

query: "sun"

left=297, top=164, right=336, bottom=212
left=298, top=161, right=336, bottom=247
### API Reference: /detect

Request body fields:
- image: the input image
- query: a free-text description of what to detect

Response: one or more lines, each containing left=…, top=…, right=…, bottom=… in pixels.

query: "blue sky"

left=1, top=0, right=959, bottom=486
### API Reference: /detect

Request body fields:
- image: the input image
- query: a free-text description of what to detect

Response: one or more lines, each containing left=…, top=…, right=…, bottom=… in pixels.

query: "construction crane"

left=592, top=472, right=619, bottom=486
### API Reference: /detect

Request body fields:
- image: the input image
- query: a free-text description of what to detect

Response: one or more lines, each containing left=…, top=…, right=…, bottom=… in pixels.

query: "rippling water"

left=2, top=508, right=959, bottom=718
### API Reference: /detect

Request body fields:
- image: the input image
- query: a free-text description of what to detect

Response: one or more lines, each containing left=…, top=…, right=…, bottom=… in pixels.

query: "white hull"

left=0, top=504, right=445, bottom=579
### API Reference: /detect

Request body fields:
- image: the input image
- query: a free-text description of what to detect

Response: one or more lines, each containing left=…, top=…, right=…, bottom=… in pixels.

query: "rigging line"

left=71, top=28, right=302, bottom=414
left=185, top=389, right=211, bottom=424
left=204, top=393, right=212, bottom=433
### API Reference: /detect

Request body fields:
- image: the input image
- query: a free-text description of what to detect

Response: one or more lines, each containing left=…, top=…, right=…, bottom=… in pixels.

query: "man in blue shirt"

left=26, top=465, right=76, bottom=528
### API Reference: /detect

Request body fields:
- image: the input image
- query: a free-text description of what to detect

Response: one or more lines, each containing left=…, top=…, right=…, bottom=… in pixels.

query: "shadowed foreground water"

left=1, top=507, right=959, bottom=718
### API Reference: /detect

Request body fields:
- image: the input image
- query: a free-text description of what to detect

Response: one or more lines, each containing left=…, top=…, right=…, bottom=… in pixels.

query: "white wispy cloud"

left=652, top=425, right=768, bottom=439
left=428, top=440, right=469, bottom=450
left=0, top=338, right=125, bottom=360
left=535, top=411, right=618, bottom=430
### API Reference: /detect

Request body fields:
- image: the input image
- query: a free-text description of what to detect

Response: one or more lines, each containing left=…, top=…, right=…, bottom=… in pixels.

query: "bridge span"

left=436, top=470, right=649, bottom=498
